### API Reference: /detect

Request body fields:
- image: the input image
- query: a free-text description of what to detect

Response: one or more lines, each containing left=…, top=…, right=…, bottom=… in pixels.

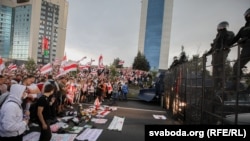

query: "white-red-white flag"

left=61, top=53, right=67, bottom=67
left=98, top=55, right=104, bottom=69
left=53, top=58, right=62, bottom=66
left=8, top=63, right=17, bottom=71
left=40, top=63, right=52, bottom=74
left=63, top=62, right=78, bottom=73
left=118, top=60, right=125, bottom=65
left=79, top=65, right=89, bottom=70
left=55, top=70, right=67, bottom=78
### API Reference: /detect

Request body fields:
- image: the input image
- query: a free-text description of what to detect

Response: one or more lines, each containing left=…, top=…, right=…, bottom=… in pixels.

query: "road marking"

left=116, top=106, right=166, bottom=113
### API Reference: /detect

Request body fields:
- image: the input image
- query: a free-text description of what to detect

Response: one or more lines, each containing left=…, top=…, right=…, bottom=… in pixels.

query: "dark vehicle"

left=137, top=71, right=165, bottom=103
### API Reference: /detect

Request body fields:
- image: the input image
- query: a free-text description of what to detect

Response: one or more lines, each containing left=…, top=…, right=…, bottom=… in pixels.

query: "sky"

left=65, top=0, right=249, bottom=68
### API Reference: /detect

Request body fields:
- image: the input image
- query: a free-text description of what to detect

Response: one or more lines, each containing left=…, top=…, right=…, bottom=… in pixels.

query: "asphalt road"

left=78, top=99, right=181, bottom=141
left=26, top=99, right=181, bottom=141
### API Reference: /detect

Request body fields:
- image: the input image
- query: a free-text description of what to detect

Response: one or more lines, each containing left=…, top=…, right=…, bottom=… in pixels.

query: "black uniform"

left=206, top=22, right=235, bottom=90
left=230, top=10, right=250, bottom=79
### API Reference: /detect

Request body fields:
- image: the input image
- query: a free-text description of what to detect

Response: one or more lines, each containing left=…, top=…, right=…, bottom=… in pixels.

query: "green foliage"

left=25, top=58, right=37, bottom=75
left=112, top=57, right=123, bottom=68
left=132, top=51, right=150, bottom=71
left=109, top=65, right=118, bottom=81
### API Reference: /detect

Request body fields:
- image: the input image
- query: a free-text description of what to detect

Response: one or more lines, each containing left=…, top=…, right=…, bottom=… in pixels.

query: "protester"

left=110, top=79, right=119, bottom=105
left=80, top=79, right=88, bottom=103
left=87, top=79, right=95, bottom=102
left=0, top=84, right=29, bottom=141
left=21, top=75, right=39, bottom=119
left=57, top=76, right=68, bottom=115
left=42, top=75, right=60, bottom=120
left=121, top=82, right=129, bottom=101
left=37, top=84, right=55, bottom=141
left=0, top=75, right=7, bottom=95
left=106, top=79, right=113, bottom=101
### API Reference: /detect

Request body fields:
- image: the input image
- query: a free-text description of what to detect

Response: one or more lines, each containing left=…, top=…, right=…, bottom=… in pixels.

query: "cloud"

left=65, top=0, right=249, bottom=69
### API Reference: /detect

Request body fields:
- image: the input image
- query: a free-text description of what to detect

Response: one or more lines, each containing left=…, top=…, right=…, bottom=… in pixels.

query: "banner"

left=42, top=37, right=49, bottom=56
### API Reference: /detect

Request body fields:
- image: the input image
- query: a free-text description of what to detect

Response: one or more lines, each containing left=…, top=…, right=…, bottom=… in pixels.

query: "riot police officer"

left=204, top=21, right=235, bottom=90
left=230, top=8, right=250, bottom=80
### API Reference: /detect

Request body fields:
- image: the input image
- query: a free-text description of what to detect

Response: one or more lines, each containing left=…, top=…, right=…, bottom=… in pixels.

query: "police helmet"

left=244, top=8, right=250, bottom=21
left=217, top=21, right=229, bottom=30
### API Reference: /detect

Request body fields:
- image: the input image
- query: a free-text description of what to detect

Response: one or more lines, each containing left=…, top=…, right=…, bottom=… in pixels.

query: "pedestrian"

left=87, top=80, right=95, bottom=102
left=37, top=84, right=55, bottom=141
left=110, top=79, right=119, bottom=105
left=0, top=84, right=29, bottom=141
left=121, top=82, right=129, bottom=101
left=229, top=8, right=250, bottom=81
left=57, top=76, right=68, bottom=114
left=42, top=75, right=60, bottom=121
left=204, top=21, right=235, bottom=90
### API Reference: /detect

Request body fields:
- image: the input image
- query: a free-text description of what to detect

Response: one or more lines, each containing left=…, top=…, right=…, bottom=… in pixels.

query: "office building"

left=0, top=0, right=68, bottom=64
left=138, top=0, right=173, bottom=70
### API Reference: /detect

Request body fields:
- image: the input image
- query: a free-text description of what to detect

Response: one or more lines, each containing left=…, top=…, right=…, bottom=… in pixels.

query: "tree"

left=25, top=58, right=37, bottom=74
left=132, top=51, right=150, bottom=71
left=112, top=57, right=123, bottom=68
left=109, top=65, right=118, bottom=81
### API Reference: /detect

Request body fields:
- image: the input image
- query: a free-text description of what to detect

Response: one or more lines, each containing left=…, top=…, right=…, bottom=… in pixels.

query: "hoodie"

left=0, top=84, right=28, bottom=137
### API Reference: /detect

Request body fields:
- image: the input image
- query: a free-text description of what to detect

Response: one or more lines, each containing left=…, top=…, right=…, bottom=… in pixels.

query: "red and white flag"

left=0, top=56, right=5, bottom=73
left=55, top=69, right=67, bottom=78
left=98, top=55, right=104, bottom=69
left=40, top=63, right=52, bottom=74
left=118, top=60, right=125, bottom=65
left=8, top=63, right=17, bottom=71
left=53, top=58, right=62, bottom=66
left=58, top=53, right=68, bottom=74
left=79, top=65, right=89, bottom=70
left=60, top=53, right=67, bottom=67
left=63, top=62, right=78, bottom=73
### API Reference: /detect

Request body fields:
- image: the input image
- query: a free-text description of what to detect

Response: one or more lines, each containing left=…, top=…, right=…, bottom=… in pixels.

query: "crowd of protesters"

left=0, top=65, right=152, bottom=140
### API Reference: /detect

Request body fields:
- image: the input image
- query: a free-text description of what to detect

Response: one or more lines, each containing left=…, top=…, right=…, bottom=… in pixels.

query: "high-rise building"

left=0, top=0, right=68, bottom=64
left=138, top=0, right=173, bottom=70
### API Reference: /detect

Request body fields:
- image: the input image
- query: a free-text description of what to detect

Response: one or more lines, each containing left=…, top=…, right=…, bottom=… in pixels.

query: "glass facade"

left=12, top=5, right=31, bottom=60
left=0, top=5, right=13, bottom=58
left=144, top=0, right=165, bottom=70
